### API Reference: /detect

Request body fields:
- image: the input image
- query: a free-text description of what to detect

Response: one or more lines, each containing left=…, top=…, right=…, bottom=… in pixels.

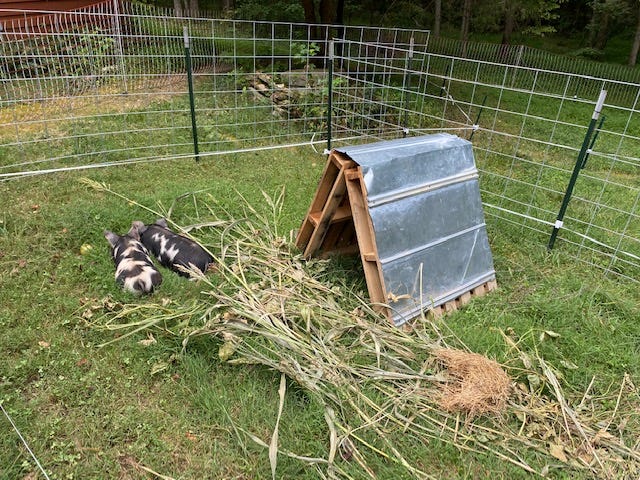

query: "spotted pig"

left=104, top=225, right=162, bottom=294
left=132, top=219, right=213, bottom=278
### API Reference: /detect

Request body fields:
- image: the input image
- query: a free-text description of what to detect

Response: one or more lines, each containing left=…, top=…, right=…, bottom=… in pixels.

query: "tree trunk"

left=588, top=1, right=610, bottom=50
left=301, top=0, right=317, bottom=25
left=460, top=0, right=472, bottom=56
left=629, top=4, right=640, bottom=66
left=501, top=2, right=515, bottom=46
left=335, top=0, right=345, bottom=60
left=461, top=0, right=472, bottom=42
left=336, top=0, right=344, bottom=23
left=594, top=9, right=610, bottom=50
left=301, top=0, right=319, bottom=44
left=433, top=0, right=441, bottom=38
left=188, top=0, right=198, bottom=16
left=499, top=1, right=515, bottom=61
left=222, top=0, right=234, bottom=11
left=173, top=0, right=183, bottom=17
left=319, top=0, right=334, bottom=23
left=587, top=0, right=600, bottom=47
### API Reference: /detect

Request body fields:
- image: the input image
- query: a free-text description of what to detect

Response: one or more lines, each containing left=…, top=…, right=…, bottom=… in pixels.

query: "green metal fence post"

left=581, top=115, right=605, bottom=169
left=184, top=26, right=200, bottom=162
left=548, top=89, right=607, bottom=251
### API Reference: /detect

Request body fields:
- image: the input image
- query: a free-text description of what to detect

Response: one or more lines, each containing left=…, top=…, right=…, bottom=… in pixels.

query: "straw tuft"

left=435, top=349, right=511, bottom=417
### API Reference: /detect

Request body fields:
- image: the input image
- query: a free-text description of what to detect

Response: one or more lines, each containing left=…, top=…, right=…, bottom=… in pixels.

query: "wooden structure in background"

left=0, top=0, right=112, bottom=38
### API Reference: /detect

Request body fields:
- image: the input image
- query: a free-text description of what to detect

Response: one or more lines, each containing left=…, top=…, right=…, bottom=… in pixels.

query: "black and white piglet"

left=104, top=225, right=163, bottom=295
left=132, top=219, right=213, bottom=278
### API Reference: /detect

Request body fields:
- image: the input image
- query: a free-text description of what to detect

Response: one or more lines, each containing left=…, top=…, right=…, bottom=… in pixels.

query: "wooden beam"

left=344, top=166, right=390, bottom=321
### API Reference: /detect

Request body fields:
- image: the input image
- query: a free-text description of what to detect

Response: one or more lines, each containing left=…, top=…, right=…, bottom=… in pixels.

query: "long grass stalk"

left=89, top=187, right=640, bottom=479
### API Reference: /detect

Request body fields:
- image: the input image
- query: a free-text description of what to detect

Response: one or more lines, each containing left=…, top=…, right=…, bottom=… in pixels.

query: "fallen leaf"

left=339, top=437, right=354, bottom=461
left=527, top=373, right=541, bottom=391
left=549, top=443, right=567, bottom=462
left=150, top=361, right=169, bottom=375
left=540, top=330, right=561, bottom=342
left=560, top=360, right=579, bottom=370
left=592, top=429, right=615, bottom=445
left=138, top=334, right=157, bottom=347
left=38, top=341, right=50, bottom=348
left=218, top=340, right=238, bottom=362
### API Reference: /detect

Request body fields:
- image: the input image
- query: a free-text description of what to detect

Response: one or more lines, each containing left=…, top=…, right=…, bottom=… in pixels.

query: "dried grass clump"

left=435, top=349, right=511, bottom=417
left=88, top=185, right=640, bottom=480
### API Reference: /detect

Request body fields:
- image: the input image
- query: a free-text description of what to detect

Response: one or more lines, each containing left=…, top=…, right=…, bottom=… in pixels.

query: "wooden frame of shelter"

left=296, top=149, right=497, bottom=325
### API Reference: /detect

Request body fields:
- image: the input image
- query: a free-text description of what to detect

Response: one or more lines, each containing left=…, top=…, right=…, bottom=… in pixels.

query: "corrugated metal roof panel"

left=337, top=133, right=495, bottom=325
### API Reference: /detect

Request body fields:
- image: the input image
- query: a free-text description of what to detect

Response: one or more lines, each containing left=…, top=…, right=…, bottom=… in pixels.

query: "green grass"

left=1, top=138, right=639, bottom=479
left=0, top=153, right=325, bottom=480
left=1, top=35, right=640, bottom=477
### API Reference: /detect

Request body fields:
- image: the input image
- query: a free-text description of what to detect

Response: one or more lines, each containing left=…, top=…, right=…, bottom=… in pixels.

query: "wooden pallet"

left=426, top=279, right=498, bottom=318
left=296, top=151, right=358, bottom=259
left=296, top=150, right=497, bottom=324
left=296, top=151, right=388, bottom=318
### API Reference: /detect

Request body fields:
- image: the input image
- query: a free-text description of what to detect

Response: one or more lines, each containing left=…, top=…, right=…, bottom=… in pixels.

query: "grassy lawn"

left=1, top=137, right=639, bottom=479
left=1, top=22, right=639, bottom=477
left=0, top=152, right=326, bottom=479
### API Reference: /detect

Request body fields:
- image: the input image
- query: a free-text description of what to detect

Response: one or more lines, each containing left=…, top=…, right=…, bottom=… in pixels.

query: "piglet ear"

left=127, top=223, right=141, bottom=240
left=104, top=230, right=120, bottom=248
left=155, top=218, right=168, bottom=228
left=130, top=220, right=147, bottom=235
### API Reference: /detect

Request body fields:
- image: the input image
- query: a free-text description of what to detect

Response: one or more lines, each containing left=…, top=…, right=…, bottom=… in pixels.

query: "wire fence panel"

left=0, top=2, right=638, bottom=282
left=331, top=39, right=640, bottom=282
left=0, top=2, right=425, bottom=177
left=426, top=36, right=640, bottom=84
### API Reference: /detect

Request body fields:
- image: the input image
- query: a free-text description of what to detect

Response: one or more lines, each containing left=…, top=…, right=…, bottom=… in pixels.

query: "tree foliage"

left=587, top=0, right=633, bottom=50
left=138, top=0, right=640, bottom=66
left=499, top=0, right=563, bottom=44
left=234, top=0, right=304, bottom=21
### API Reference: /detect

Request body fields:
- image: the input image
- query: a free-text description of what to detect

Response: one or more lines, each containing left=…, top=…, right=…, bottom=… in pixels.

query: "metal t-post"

left=184, top=26, right=200, bottom=162
left=468, top=94, right=487, bottom=141
left=581, top=115, right=605, bottom=169
left=548, top=89, right=607, bottom=250
left=325, top=40, right=334, bottom=154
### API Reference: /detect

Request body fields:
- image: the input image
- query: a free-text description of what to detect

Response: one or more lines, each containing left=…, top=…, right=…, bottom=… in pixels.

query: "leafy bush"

left=234, top=0, right=304, bottom=22
left=570, top=47, right=605, bottom=61
left=3, top=27, right=116, bottom=95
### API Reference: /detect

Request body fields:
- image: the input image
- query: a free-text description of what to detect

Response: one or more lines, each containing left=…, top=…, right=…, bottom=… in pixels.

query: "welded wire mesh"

left=0, top=2, right=424, bottom=177
left=0, top=2, right=638, bottom=282
left=330, top=39, right=640, bottom=281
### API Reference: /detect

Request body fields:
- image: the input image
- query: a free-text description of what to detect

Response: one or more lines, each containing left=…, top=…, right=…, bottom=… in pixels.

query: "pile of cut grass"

left=87, top=183, right=640, bottom=479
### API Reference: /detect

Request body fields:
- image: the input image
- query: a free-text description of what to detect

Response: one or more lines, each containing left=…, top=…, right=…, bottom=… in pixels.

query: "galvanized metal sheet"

left=337, top=134, right=495, bottom=325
